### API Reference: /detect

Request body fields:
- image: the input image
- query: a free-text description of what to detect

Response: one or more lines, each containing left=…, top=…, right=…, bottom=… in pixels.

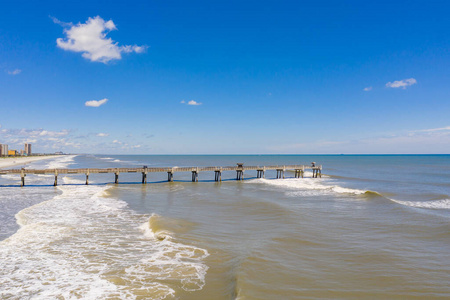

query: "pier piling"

left=192, top=169, right=198, bottom=182
left=142, top=172, right=147, bottom=184
left=142, top=166, right=148, bottom=184
left=167, top=170, right=174, bottom=182
left=115, top=169, right=119, bottom=184
left=312, top=167, right=322, bottom=178
left=276, top=168, right=285, bottom=179
left=20, top=169, right=25, bottom=187
left=236, top=163, right=244, bottom=180
left=215, top=170, right=222, bottom=182
left=256, top=168, right=265, bottom=178
left=294, top=169, right=304, bottom=178
left=54, top=170, right=58, bottom=186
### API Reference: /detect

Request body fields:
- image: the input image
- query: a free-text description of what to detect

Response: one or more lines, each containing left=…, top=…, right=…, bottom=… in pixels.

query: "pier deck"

left=0, top=164, right=322, bottom=186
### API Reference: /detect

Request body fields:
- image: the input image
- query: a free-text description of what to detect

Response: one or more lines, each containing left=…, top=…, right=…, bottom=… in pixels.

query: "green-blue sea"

left=1, top=154, right=449, bottom=299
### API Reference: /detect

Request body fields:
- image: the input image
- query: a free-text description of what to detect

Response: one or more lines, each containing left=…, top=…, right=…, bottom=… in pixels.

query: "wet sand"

left=0, top=155, right=61, bottom=169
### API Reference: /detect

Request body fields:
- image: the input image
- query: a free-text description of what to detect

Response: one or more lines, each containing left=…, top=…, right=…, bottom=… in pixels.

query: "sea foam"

left=0, top=175, right=209, bottom=299
left=252, top=178, right=367, bottom=196
left=45, top=155, right=77, bottom=169
left=392, top=198, right=450, bottom=210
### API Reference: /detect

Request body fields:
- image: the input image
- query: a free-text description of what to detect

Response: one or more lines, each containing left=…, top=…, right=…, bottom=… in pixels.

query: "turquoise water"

left=0, top=155, right=449, bottom=299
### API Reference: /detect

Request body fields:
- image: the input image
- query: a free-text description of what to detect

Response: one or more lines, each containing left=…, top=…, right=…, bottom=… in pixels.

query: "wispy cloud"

left=7, top=69, right=22, bottom=75
left=363, top=87, right=372, bottom=91
left=0, top=127, right=77, bottom=150
left=181, top=100, right=202, bottom=106
left=55, top=16, right=147, bottom=63
left=110, top=139, right=142, bottom=150
left=85, top=98, right=108, bottom=107
left=96, top=132, right=109, bottom=137
left=50, top=16, right=73, bottom=27
left=268, top=125, right=450, bottom=154
left=0, top=128, right=70, bottom=138
left=362, top=127, right=450, bottom=154
left=38, top=130, right=70, bottom=137
left=0, top=126, right=149, bottom=153
left=386, top=78, right=417, bottom=89
left=409, top=126, right=450, bottom=134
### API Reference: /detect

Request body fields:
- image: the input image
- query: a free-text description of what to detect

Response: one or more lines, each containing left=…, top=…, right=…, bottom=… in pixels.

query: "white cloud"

left=181, top=100, right=202, bottom=105
left=121, top=45, right=147, bottom=53
left=410, top=126, right=450, bottom=134
left=386, top=78, right=417, bottom=89
left=55, top=16, right=146, bottom=63
left=96, top=133, right=109, bottom=137
left=0, top=126, right=151, bottom=153
left=0, top=128, right=69, bottom=138
left=187, top=100, right=202, bottom=106
left=0, top=127, right=75, bottom=151
left=50, top=16, right=72, bottom=27
left=363, top=87, right=372, bottom=91
left=7, top=69, right=22, bottom=75
left=39, top=129, right=69, bottom=137
left=85, top=98, right=108, bottom=107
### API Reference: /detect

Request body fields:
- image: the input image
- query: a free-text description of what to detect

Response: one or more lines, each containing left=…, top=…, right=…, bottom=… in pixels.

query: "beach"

left=0, top=154, right=449, bottom=299
left=0, top=155, right=62, bottom=169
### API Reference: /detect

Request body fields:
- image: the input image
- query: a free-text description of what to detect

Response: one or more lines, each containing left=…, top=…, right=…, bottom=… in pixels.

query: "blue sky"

left=1, top=0, right=449, bottom=154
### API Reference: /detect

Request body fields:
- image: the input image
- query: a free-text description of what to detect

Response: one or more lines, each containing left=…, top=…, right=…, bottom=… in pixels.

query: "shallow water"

left=1, top=155, right=449, bottom=299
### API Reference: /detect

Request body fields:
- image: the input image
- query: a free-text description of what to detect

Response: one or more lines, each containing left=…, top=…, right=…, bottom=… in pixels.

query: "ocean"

left=0, top=154, right=449, bottom=299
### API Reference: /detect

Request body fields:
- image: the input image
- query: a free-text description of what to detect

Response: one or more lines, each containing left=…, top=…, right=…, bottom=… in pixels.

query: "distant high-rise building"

left=25, top=143, right=32, bottom=155
left=0, top=144, right=8, bottom=156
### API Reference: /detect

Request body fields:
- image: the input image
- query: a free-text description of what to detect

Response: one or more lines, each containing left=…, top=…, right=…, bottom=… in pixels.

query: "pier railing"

left=0, top=164, right=322, bottom=186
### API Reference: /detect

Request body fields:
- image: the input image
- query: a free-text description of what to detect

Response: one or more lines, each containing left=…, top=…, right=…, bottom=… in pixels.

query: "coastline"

left=0, top=155, right=62, bottom=169
left=0, top=154, right=449, bottom=299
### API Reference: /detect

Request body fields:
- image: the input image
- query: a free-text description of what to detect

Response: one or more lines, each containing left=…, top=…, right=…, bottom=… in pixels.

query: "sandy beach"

left=0, top=155, right=61, bottom=169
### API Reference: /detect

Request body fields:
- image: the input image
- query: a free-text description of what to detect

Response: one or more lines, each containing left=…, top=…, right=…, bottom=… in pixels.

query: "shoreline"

left=0, top=155, right=63, bottom=169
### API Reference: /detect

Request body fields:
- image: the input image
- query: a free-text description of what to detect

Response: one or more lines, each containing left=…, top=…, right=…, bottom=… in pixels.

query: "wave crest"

left=45, top=155, right=77, bottom=169
left=253, top=178, right=367, bottom=196
left=392, top=199, right=450, bottom=210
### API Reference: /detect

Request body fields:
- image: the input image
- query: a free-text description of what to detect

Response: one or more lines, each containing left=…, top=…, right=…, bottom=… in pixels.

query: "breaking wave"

left=0, top=176, right=209, bottom=299
left=252, top=177, right=449, bottom=212
left=45, top=155, right=77, bottom=169
left=391, top=198, right=450, bottom=210
left=252, top=178, right=367, bottom=196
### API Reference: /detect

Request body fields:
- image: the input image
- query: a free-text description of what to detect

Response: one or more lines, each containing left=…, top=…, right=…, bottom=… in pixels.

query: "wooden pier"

left=0, top=164, right=322, bottom=186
